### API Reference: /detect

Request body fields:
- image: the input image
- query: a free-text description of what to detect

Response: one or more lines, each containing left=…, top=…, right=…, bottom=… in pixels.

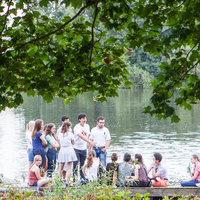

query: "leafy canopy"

left=1, top=0, right=200, bottom=122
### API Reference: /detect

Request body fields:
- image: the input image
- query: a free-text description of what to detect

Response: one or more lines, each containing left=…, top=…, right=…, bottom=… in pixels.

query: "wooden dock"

left=127, top=187, right=200, bottom=197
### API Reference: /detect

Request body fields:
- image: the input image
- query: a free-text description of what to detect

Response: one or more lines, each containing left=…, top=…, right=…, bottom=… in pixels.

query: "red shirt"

left=29, top=170, right=39, bottom=186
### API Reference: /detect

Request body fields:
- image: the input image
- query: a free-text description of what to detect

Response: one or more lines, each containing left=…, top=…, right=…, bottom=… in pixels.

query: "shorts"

left=27, top=148, right=34, bottom=162
left=30, top=182, right=38, bottom=186
left=153, top=178, right=168, bottom=187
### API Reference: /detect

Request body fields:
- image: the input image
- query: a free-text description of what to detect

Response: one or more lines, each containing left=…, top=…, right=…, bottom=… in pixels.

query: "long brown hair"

left=86, top=150, right=96, bottom=168
left=61, top=122, right=71, bottom=134
left=135, top=153, right=144, bottom=164
left=192, top=154, right=200, bottom=161
left=46, top=123, right=55, bottom=136
left=32, top=119, right=43, bottom=139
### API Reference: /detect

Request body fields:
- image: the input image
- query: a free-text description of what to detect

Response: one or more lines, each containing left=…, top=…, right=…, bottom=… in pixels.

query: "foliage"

left=1, top=0, right=200, bottom=121
left=0, top=183, right=149, bottom=200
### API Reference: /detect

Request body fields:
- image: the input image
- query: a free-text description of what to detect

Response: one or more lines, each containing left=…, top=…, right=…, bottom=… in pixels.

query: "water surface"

left=0, top=88, right=200, bottom=185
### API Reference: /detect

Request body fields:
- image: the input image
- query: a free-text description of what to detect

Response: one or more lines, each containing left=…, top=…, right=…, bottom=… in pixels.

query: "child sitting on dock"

left=29, top=155, right=52, bottom=187
left=148, top=152, right=168, bottom=187
left=180, top=154, right=200, bottom=187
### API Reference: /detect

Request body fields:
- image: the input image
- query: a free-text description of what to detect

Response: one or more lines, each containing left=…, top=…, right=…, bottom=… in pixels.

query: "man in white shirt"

left=73, top=113, right=95, bottom=180
left=90, top=116, right=111, bottom=167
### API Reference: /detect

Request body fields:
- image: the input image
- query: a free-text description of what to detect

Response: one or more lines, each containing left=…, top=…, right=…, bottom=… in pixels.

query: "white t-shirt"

left=58, top=132, right=74, bottom=148
left=73, top=123, right=90, bottom=150
left=90, top=126, right=111, bottom=147
left=26, top=130, right=32, bottom=149
left=85, top=159, right=99, bottom=181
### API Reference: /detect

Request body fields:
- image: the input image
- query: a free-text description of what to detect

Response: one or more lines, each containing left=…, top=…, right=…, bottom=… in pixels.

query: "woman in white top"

left=58, top=122, right=77, bottom=185
left=25, top=120, right=35, bottom=169
left=83, top=150, right=100, bottom=181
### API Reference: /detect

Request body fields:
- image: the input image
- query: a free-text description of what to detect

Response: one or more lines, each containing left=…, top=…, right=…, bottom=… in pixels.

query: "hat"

left=61, top=115, right=69, bottom=121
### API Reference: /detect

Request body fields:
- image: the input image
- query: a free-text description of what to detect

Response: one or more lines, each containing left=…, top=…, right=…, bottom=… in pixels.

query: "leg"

left=73, top=149, right=80, bottom=181
left=27, top=148, right=34, bottom=170
left=99, top=149, right=107, bottom=167
left=63, top=163, right=67, bottom=180
left=93, top=148, right=100, bottom=160
left=66, top=162, right=73, bottom=184
left=59, top=163, right=65, bottom=177
left=79, top=150, right=87, bottom=179
left=47, top=149, right=56, bottom=177
left=38, top=178, right=52, bottom=187
left=181, top=180, right=199, bottom=187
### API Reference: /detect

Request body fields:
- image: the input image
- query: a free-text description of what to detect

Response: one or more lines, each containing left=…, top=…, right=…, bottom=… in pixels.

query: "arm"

left=125, top=165, right=139, bottom=181
left=57, top=139, right=61, bottom=149
left=82, top=164, right=86, bottom=176
left=71, top=139, right=75, bottom=145
left=152, top=167, right=160, bottom=178
left=88, top=139, right=93, bottom=151
left=77, top=133, right=95, bottom=147
left=40, top=135, right=47, bottom=146
left=49, top=139, right=59, bottom=148
left=134, top=165, right=139, bottom=180
left=34, top=167, right=42, bottom=180
left=188, top=170, right=198, bottom=181
left=102, top=140, right=110, bottom=152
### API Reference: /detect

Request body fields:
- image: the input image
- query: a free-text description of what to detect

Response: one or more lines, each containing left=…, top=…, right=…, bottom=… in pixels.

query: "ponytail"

left=86, top=150, right=96, bottom=168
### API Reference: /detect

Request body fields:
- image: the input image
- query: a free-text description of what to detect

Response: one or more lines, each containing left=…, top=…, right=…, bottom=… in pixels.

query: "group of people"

left=26, top=113, right=111, bottom=187
left=26, top=113, right=200, bottom=188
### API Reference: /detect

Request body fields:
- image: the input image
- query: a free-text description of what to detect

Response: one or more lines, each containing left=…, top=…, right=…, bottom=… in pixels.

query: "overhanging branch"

left=15, top=2, right=95, bottom=50
left=88, top=0, right=98, bottom=66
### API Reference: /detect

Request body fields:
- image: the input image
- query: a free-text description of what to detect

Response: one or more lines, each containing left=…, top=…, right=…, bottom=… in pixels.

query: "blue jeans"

left=73, top=149, right=87, bottom=180
left=93, top=148, right=107, bottom=167
left=33, top=149, right=45, bottom=168
left=180, top=180, right=200, bottom=187
left=46, top=149, right=57, bottom=177
left=27, top=148, right=34, bottom=162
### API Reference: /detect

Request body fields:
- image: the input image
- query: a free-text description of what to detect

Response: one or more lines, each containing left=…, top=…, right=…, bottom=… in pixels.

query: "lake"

left=0, top=88, right=200, bottom=185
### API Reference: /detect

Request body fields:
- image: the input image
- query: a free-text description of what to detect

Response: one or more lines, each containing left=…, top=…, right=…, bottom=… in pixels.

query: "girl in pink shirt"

left=181, top=154, right=200, bottom=187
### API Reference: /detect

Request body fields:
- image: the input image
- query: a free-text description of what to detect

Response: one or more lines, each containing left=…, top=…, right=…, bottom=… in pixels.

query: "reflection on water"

left=0, top=88, right=200, bottom=185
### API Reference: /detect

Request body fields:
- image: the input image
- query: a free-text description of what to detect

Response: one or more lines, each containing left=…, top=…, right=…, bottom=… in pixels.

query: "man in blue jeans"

left=90, top=116, right=111, bottom=167
left=73, top=113, right=95, bottom=181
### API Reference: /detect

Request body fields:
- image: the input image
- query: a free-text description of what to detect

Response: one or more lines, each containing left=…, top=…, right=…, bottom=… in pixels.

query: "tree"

left=1, top=0, right=200, bottom=122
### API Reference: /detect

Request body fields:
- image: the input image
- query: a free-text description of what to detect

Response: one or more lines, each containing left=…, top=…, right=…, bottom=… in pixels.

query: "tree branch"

left=15, top=2, right=95, bottom=50
left=186, top=42, right=199, bottom=59
left=88, top=0, right=98, bottom=65
left=121, top=0, right=134, bottom=12
left=0, top=0, right=12, bottom=36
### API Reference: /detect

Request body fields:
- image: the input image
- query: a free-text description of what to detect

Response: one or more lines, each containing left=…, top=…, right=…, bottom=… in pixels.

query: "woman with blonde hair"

left=32, top=119, right=47, bottom=167
left=29, top=155, right=52, bottom=187
left=26, top=120, right=35, bottom=169
left=82, top=150, right=100, bottom=182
